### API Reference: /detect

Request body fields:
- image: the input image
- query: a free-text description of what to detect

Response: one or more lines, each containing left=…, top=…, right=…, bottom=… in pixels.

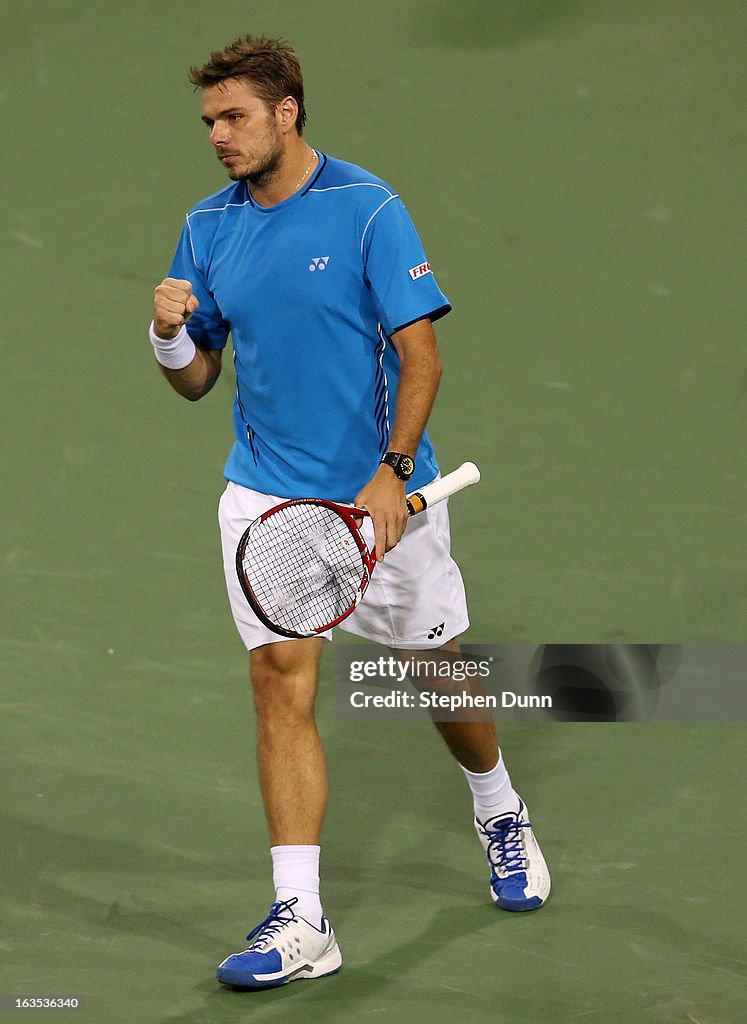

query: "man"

left=150, top=34, right=550, bottom=990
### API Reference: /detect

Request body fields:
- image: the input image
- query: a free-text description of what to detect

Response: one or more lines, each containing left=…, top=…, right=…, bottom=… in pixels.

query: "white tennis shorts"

left=218, top=480, right=470, bottom=651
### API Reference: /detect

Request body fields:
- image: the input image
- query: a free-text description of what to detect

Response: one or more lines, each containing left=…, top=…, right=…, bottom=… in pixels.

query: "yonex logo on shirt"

left=409, top=261, right=432, bottom=280
left=309, top=256, right=330, bottom=271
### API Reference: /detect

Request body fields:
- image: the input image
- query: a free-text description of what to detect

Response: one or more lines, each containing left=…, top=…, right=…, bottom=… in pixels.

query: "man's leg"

left=395, top=638, right=551, bottom=911
left=250, top=637, right=327, bottom=846
left=395, top=638, right=517, bottom=808
left=215, top=636, right=343, bottom=988
left=413, top=637, right=503, bottom=775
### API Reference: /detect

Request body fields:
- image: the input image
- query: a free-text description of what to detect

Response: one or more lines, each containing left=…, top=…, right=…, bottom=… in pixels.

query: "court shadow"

left=156, top=902, right=507, bottom=1023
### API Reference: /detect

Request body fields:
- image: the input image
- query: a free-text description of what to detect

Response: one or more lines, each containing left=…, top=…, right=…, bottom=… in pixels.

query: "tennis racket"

left=236, top=462, right=481, bottom=639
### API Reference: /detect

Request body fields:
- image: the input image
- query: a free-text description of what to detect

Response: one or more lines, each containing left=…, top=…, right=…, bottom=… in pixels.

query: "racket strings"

left=241, top=503, right=366, bottom=632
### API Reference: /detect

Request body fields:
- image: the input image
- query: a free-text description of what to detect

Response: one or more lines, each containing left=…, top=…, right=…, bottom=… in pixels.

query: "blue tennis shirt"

left=168, top=152, right=451, bottom=501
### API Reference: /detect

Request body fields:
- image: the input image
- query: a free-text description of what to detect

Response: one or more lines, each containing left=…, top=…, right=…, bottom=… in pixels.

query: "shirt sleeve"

left=361, top=195, right=451, bottom=336
left=167, top=218, right=230, bottom=349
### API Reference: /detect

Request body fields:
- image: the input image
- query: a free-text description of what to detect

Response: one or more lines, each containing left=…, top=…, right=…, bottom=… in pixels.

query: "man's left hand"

left=354, top=465, right=410, bottom=561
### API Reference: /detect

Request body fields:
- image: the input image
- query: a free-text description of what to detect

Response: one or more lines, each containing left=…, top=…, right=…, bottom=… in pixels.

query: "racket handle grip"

left=406, top=462, right=481, bottom=515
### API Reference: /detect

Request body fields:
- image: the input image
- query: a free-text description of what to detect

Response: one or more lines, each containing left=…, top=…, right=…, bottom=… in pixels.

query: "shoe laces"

left=483, top=817, right=530, bottom=873
left=245, top=898, right=298, bottom=951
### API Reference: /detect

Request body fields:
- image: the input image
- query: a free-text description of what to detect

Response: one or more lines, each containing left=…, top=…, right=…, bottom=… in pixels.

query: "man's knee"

left=250, top=639, right=323, bottom=721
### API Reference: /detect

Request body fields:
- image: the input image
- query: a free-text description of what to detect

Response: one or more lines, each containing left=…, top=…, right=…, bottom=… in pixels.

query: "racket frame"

left=235, top=497, right=376, bottom=639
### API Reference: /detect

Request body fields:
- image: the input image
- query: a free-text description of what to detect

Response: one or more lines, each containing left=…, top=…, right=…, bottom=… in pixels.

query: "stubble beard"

left=232, top=143, right=284, bottom=188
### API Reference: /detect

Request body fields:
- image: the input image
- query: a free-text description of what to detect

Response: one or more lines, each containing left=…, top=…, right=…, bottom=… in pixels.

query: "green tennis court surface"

left=1, top=1, right=744, bottom=1021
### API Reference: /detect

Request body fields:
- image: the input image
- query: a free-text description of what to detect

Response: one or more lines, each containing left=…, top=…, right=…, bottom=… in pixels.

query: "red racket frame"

left=236, top=497, right=378, bottom=639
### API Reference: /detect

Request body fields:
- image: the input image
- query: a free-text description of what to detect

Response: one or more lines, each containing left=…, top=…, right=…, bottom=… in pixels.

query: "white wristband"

left=149, top=321, right=197, bottom=370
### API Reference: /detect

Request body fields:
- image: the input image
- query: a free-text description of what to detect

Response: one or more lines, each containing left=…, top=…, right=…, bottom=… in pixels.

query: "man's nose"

left=210, top=122, right=230, bottom=147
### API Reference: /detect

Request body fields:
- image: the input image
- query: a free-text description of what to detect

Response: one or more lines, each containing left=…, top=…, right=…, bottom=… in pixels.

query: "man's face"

left=201, top=78, right=283, bottom=185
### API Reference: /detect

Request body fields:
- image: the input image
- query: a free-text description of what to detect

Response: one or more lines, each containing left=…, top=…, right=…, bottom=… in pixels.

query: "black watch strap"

left=381, top=451, right=415, bottom=480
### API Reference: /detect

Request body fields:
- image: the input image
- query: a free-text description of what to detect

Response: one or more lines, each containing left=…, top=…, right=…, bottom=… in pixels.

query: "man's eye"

left=229, top=114, right=242, bottom=122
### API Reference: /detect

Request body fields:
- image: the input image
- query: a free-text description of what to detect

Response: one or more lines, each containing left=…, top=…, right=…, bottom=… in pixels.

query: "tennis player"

left=150, top=34, right=550, bottom=990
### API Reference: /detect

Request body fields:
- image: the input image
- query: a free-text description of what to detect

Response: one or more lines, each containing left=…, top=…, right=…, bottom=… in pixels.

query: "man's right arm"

left=151, top=277, right=222, bottom=401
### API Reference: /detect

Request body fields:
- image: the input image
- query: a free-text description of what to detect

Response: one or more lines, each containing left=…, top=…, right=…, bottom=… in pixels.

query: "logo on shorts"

left=409, top=261, right=432, bottom=280
left=309, top=256, right=330, bottom=271
left=428, top=622, right=445, bottom=640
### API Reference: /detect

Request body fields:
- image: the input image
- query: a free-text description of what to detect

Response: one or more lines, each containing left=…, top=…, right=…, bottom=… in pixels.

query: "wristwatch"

left=380, top=451, right=415, bottom=481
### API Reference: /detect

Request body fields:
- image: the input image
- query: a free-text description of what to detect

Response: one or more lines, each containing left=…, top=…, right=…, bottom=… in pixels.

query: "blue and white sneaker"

left=475, top=799, right=551, bottom=911
left=216, top=899, right=342, bottom=989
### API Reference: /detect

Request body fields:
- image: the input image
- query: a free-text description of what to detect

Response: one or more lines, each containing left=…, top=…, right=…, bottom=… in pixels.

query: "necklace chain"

left=294, top=149, right=317, bottom=191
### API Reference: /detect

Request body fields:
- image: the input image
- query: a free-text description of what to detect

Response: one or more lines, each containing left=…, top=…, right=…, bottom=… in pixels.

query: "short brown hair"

left=189, top=34, right=306, bottom=134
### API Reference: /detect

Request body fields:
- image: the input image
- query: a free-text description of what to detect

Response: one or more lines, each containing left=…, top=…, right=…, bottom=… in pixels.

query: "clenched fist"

left=153, top=278, right=200, bottom=339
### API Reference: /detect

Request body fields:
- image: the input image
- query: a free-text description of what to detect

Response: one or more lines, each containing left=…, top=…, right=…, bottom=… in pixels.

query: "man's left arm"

left=354, top=317, right=443, bottom=560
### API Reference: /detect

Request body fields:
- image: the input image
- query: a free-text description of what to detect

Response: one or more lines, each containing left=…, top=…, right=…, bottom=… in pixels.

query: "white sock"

left=271, top=845, right=324, bottom=928
left=461, top=752, right=521, bottom=821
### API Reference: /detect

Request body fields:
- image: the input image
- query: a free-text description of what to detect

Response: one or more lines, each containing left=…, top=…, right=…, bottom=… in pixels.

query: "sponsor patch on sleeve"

left=408, top=261, right=433, bottom=280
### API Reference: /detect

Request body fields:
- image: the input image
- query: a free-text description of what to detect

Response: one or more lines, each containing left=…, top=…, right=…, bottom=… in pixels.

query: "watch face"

left=383, top=452, right=415, bottom=479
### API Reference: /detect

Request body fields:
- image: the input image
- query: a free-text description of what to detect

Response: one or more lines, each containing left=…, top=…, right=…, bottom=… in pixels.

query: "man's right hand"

left=153, top=278, right=200, bottom=339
